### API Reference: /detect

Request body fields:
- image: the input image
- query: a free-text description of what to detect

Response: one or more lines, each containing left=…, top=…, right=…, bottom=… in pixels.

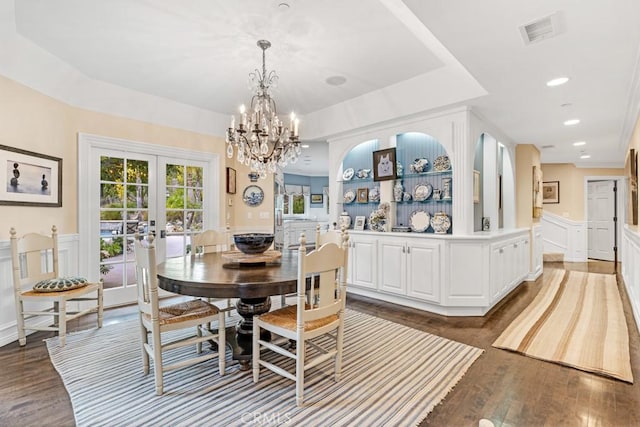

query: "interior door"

left=587, top=180, right=615, bottom=261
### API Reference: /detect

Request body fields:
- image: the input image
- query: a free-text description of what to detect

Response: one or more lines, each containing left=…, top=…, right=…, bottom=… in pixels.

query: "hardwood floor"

left=1, top=261, right=638, bottom=426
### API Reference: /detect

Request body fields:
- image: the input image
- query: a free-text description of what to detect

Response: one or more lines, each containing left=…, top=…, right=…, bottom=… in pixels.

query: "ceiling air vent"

left=519, top=12, right=563, bottom=45
left=541, top=145, right=555, bottom=149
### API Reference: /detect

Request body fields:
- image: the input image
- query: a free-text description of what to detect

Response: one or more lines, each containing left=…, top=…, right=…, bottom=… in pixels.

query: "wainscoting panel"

left=622, top=227, right=640, bottom=332
left=541, top=212, right=587, bottom=262
left=0, top=234, right=80, bottom=347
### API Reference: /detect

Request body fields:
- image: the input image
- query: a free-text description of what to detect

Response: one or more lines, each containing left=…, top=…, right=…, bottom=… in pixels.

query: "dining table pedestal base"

left=231, top=296, right=273, bottom=371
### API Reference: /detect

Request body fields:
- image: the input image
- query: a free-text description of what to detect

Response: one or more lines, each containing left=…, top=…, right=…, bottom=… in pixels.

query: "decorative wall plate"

left=242, top=185, right=264, bottom=207
left=356, top=168, right=371, bottom=179
left=409, top=210, right=431, bottom=232
left=433, top=155, right=451, bottom=172
left=343, top=189, right=356, bottom=203
left=342, top=168, right=355, bottom=181
left=369, top=187, right=380, bottom=202
left=413, top=183, right=433, bottom=202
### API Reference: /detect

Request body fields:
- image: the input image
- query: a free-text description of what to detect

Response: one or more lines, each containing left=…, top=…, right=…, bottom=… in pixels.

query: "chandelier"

left=225, top=40, right=300, bottom=179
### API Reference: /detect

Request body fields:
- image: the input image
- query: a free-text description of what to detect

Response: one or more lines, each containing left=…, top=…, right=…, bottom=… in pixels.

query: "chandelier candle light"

left=226, top=40, right=301, bottom=179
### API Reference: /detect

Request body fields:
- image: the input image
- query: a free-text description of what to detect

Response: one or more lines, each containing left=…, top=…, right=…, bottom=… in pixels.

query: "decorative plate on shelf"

left=242, top=185, right=264, bottom=207
left=356, top=168, right=371, bottom=179
left=342, top=168, right=355, bottom=181
left=343, top=189, right=356, bottom=204
left=369, top=187, right=380, bottom=202
left=433, top=155, right=451, bottom=172
left=409, top=210, right=431, bottom=232
left=413, top=183, right=433, bottom=202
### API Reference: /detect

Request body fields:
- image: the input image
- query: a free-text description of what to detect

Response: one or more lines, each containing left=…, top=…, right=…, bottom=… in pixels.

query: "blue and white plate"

left=243, top=185, right=264, bottom=207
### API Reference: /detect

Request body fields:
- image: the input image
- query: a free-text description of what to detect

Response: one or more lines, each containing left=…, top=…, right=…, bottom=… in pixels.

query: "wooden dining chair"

left=253, top=232, right=349, bottom=406
left=191, top=229, right=235, bottom=315
left=10, top=226, right=103, bottom=347
left=134, top=234, right=226, bottom=395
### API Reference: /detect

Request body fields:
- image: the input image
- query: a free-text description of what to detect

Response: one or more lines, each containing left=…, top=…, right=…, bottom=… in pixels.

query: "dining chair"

left=280, top=224, right=346, bottom=308
left=253, top=232, right=349, bottom=406
left=10, top=226, right=103, bottom=347
left=191, top=229, right=235, bottom=315
left=134, top=234, right=226, bottom=395
left=314, top=224, right=345, bottom=249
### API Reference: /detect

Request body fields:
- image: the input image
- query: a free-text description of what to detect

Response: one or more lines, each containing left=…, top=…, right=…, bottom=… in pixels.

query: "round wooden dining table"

left=156, top=251, right=299, bottom=370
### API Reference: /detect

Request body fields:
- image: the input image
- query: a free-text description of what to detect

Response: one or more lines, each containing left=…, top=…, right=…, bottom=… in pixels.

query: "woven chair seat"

left=259, top=304, right=338, bottom=332
left=144, top=299, right=220, bottom=326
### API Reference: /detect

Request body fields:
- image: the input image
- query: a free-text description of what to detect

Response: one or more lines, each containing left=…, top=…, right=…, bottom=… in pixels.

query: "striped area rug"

left=46, top=306, right=483, bottom=427
left=493, top=269, right=633, bottom=383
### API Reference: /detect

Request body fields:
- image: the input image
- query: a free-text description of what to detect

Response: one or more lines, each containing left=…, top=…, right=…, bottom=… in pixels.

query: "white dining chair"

left=253, top=232, right=349, bottom=406
left=134, top=234, right=226, bottom=395
left=10, top=226, right=103, bottom=347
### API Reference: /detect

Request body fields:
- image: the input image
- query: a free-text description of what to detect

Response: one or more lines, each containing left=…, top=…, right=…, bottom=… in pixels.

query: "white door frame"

left=78, top=133, right=220, bottom=306
left=584, top=175, right=626, bottom=262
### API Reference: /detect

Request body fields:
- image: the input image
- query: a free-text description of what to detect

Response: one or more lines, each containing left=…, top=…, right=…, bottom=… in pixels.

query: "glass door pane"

left=99, top=155, right=151, bottom=290
left=163, top=161, right=206, bottom=258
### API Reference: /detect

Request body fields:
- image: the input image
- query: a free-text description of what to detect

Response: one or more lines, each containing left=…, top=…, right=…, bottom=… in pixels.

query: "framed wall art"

left=542, top=181, right=560, bottom=204
left=310, top=193, right=323, bottom=204
left=354, top=216, right=366, bottom=231
left=356, top=188, right=369, bottom=203
left=0, top=144, right=62, bottom=207
left=226, top=167, right=236, bottom=194
left=372, top=147, right=397, bottom=182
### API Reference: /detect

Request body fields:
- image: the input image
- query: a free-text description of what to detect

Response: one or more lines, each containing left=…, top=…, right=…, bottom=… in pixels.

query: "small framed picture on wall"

left=542, top=181, right=560, bottom=204
left=226, top=167, right=236, bottom=194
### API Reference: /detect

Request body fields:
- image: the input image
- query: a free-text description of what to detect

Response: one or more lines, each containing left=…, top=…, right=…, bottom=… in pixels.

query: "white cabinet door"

left=406, top=241, right=441, bottom=303
left=490, top=243, right=505, bottom=300
left=378, top=238, right=406, bottom=294
left=349, top=235, right=377, bottom=289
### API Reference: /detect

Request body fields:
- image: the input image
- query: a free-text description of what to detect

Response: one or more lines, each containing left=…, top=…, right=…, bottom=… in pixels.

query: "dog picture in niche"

left=377, top=153, right=392, bottom=178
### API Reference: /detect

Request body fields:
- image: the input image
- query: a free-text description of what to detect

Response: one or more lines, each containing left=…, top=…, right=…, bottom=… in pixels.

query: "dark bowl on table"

left=233, top=233, right=274, bottom=254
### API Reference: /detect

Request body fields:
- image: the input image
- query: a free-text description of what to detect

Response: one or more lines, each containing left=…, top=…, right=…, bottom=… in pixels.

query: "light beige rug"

left=493, top=269, right=633, bottom=383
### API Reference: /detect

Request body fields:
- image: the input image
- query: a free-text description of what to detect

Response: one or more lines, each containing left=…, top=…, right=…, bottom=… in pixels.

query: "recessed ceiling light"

left=301, top=144, right=310, bottom=148
left=573, top=141, right=586, bottom=146
left=547, top=77, right=569, bottom=87
left=564, top=119, right=580, bottom=126
left=580, top=154, right=591, bottom=159
left=326, top=76, right=347, bottom=86
left=560, top=103, right=572, bottom=108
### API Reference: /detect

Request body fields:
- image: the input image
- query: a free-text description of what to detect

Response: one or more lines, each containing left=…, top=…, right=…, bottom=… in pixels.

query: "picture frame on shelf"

left=310, top=193, right=323, bottom=204
left=372, top=147, right=397, bottom=182
left=226, top=167, right=236, bottom=194
left=473, top=170, right=481, bottom=203
left=542, top=181, right=560, bottom=204
left=357, top=187, right=369, bottom=203
left=0, top=144, right=62, bottom=207
left=354, top=216, right=366, bottom=231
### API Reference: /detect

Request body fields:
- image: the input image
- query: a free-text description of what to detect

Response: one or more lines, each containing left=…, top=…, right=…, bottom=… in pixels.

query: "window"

left=283, top=184, right=310, bottom=216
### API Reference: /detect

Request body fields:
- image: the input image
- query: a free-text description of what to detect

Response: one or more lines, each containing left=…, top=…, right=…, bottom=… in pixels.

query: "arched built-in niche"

left=473, top=132, right=516, bottom=232
left=337, top=139, right=380, bottom=228
left=393, top=132, right=452, bottom=233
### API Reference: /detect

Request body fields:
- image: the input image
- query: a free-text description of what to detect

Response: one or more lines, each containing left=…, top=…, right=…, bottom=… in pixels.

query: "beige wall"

left=0, top=75, right=259, bottom=239
left=540, top=163, right=624, bottom=221
left=226, top=158, right=275, bottom=233
left=515, top=144, right=540, bottom=228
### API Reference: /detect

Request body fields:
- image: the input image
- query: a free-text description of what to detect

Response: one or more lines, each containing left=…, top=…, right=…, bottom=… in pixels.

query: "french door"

left=78, top=134, right=220, bottom=307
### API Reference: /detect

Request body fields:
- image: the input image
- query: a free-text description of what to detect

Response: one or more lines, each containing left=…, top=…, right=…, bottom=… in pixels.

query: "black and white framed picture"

left=0, top=144, right=62, bottom=207
left=372, top=148, right=397, bottom=182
